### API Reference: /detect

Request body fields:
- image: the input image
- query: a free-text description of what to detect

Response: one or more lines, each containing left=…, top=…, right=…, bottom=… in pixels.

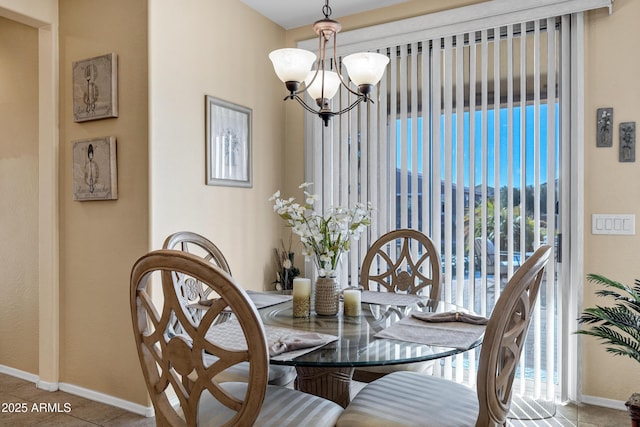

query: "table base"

left=294, top=366, right=355, bottom=408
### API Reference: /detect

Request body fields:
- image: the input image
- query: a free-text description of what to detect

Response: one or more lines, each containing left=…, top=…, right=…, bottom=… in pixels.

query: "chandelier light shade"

left=304, top=70, right=340, bottom=101
left=268, top=0, right=389, bottom=126
left=268, top=49, right=317, bottom=89
left=342, top=53, right=389, bottom=88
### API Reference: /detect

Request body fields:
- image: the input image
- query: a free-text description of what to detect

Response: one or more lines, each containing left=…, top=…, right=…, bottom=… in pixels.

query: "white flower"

left=270, top=183, right=374, bottom=277
left=268, top=190, right=281, bottom=201
left=282, top=259, right=292, bottom=269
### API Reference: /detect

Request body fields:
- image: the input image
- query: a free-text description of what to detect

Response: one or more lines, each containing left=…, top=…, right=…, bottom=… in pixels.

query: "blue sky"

left=397, top=104, right=559, bottom=188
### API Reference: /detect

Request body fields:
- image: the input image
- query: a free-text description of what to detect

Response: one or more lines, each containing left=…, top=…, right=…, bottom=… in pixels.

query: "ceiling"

left=240, top=0, right=411, bottom=30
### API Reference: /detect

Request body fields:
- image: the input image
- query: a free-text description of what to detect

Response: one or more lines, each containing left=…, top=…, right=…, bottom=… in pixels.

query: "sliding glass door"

left=305, top=13, right=573, bottom=402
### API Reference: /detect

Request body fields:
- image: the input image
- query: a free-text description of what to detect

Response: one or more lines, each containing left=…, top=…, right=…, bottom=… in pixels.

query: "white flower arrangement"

left=270, top=183, right=373, bottom=278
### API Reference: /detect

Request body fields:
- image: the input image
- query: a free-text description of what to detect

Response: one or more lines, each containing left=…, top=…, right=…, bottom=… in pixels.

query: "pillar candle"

left=292, top=278, right=311, bottom=318
left=343, top=289, right=362, bottom=317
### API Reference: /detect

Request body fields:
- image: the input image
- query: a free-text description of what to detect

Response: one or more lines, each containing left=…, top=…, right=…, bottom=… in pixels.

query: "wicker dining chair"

left=354, top=228, right=442, bottom=382
left=337, top=245, right=552, bottom=427
left=131, top=250, right=343, bottom=426
left=163, top=231, right=296, bottom=387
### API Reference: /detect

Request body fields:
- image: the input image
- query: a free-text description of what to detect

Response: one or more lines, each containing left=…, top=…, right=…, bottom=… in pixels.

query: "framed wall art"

left=205, top=95, right=252, bottom=188
left=596, top=107, right=613, bottom=147
left=72, top=136, right=118, bottom=201
left=619, top=122, right=636, bottom=163
left=72, top=53, right=118, bottom=122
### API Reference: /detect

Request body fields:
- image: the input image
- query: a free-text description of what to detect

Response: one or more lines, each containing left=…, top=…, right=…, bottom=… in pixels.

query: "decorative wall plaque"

left=72, top=53, right=118, bottom=122
left=619, top=122, right=636, bottom=163
left=72, top=136, right=118, bottom=201
left=596, top=107, right=613, bottom=147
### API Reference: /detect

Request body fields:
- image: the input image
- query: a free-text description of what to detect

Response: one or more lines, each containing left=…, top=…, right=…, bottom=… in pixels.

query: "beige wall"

left=148, top=0, right=286, bottom=291
left=0, top=0, right=637, bottom=410
left=58, top=0, right=149, bottom=405
left=583, top=0, right=640, bottom=401
left=0, top=16, right=39, bottom=375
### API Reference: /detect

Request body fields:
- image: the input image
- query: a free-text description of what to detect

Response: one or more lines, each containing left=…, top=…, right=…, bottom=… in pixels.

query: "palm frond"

left=578, top=274, right=640, bottom=364
left=587, top=273, right=627, bottom=291
left=577, top=325, right=640, bottom=363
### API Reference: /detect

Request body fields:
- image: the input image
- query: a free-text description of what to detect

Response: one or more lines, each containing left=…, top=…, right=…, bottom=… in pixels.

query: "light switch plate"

left=592, top=214, right=635, bottom=235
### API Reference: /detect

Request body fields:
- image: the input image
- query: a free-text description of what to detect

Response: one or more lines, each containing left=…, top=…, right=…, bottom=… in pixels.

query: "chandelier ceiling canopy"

left=269, top=0, right=389, bottom=126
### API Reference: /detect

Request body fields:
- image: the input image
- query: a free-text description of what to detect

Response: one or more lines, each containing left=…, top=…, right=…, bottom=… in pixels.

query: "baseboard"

left=37, top=379, right=59, bottom=392
left=581, top=394, right=628, bottom=412
left=59, top=383, right=154, bottom=417
left=0, top=364, right=154, bottom=418
left=0, top=364, right=39, bottom=383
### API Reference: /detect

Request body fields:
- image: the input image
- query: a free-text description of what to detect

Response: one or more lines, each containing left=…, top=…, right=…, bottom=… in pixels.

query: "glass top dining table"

left=257, top=295, right=483, bottom=407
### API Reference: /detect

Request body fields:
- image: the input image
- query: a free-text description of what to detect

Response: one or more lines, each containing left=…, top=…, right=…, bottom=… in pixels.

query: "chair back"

left=360, top=229, right=442, bottom=300
left=130, top=250, right=269, bottom=426
left=475, top=245, right=552, bottom=426
left=163, top=231, right=232, bottom=326
left=474, top=237, right=496, bottom=267
left=164, top=231, right=232, bottom=276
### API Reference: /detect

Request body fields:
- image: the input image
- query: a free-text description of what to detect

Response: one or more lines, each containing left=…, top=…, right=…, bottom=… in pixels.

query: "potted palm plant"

left=576, top=273, right=640, bottom=425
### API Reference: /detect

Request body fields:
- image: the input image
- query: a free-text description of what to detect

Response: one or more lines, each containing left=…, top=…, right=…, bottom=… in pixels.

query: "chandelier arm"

left=332, top=96, right=368, bottom=116
left=331, top=35, right=361, bottom=97
left=292, top=95, right=321, bottom=115
left=320, top=33, right=329, bottom=102
left=302, top=35, right=325, bottom=91
left=292, top=80, right=312, bottom=97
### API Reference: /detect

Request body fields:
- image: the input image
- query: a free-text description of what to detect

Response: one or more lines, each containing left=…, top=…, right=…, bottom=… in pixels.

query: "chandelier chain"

left=322, top=0, right=332, bottom=19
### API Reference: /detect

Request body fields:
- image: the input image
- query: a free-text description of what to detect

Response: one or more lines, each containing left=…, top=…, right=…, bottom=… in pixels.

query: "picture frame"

left=596, top=107, right=613, bottom=147
left=205, top=95, right=252, bottom=188
left=619, top=122, right=636, bottom=163
left=72, top=53, right=118, bottom=122
left=72, top=136, right=118, bottom=201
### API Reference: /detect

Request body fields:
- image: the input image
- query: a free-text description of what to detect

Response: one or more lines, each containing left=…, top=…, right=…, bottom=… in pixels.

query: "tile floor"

left=0, top=372, right=631, bottom=426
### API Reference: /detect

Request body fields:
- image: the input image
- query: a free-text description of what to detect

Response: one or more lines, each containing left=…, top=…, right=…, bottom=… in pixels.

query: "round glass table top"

left=259, top=299, right=482, bottom=368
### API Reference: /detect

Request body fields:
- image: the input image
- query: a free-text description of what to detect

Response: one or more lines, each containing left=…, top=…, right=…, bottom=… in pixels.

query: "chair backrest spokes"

left=130, top=250, right=268, bottom=426
left=360, top=229, right=442, bottom=300
left=163, top=231, right=233, bottom=328
left=474, top=238, right=496, bottom=267
left=475, top=245, right=552, bottom=426
left=164, top=231, right=232, bottom=276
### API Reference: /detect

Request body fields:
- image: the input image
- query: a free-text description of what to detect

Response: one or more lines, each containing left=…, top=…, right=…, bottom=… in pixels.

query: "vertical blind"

left=305, top=15, right=569, bottom=400
left=305, top=0, right=611, bottom=399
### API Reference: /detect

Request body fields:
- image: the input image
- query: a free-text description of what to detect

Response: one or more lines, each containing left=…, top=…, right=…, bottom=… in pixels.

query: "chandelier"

left=268, top=0, right=389, bottom=127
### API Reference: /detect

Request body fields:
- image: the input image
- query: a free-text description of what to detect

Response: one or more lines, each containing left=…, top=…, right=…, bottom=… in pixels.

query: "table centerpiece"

left=270, top=183, right=373, bottom=315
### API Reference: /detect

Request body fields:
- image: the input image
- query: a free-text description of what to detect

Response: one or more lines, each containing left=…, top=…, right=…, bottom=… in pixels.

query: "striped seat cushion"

left=205, top=358, right=296, bottom=386
left=197, top=382, right=343, bottom=426
left=338, top=371, right=478, bottom=427
left=180, top=338, right=297, bottom=386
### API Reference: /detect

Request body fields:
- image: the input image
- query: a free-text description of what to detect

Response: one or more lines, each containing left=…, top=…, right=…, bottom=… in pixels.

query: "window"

left=302, top=1, right=610, bottom=402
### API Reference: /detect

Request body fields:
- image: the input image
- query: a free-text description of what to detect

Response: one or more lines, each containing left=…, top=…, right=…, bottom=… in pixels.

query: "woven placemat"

left=507, top=395, right=556, bottom=420
left=360, top=291, right=427, bottom=307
